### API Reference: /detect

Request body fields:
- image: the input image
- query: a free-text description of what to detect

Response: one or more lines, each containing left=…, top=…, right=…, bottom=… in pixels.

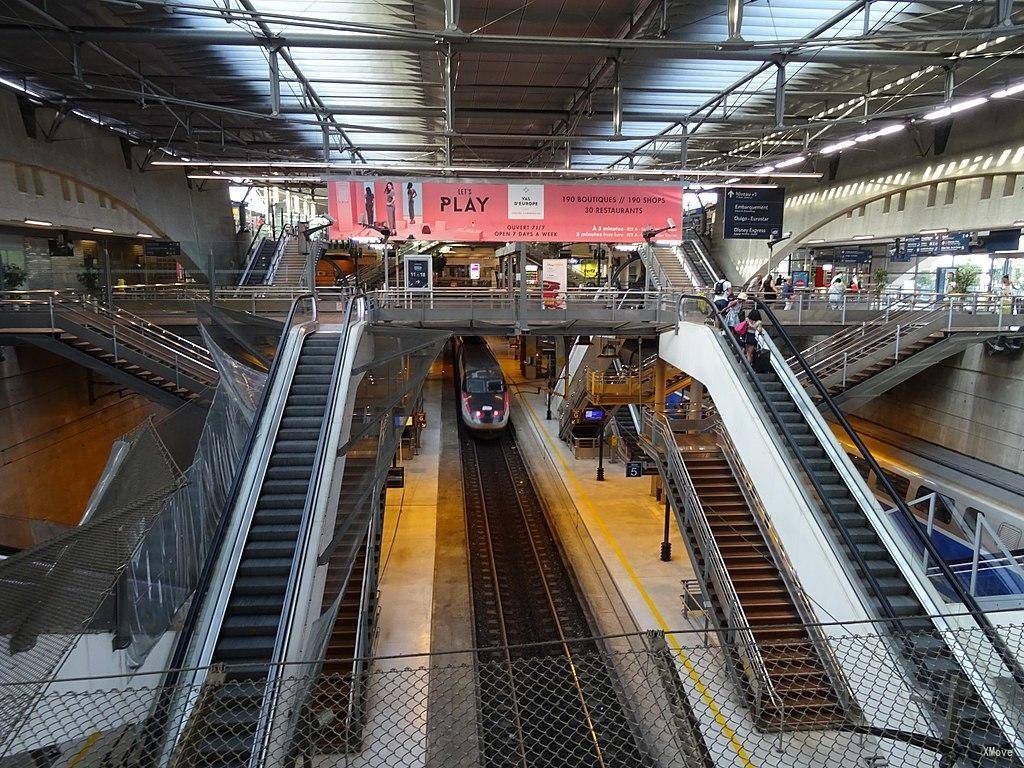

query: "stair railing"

left=263, top=234, right=292, bottom=286
left=675, top=292, right=1024, bottom=757
left=643, top=407, right=785, bottom=722
left=713, top=421, right=859, bottom=720
left=637, top=242, right=670, bottom=292
left=727, top=295, right=1024, bottom=692
left=58, top=297, right=218, bottom=386
left=791, top=296, right=949, bottom=384
left=682, top=237, right=720, bottom=289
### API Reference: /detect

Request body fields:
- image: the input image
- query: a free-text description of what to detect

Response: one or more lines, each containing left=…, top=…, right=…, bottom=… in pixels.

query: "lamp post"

left=596, top=415, right=606, bottom=481
left=660, top=497, right=672, bottom=561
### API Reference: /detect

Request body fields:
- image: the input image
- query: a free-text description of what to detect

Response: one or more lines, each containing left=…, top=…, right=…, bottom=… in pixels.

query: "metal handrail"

left=743, top=296, right=1024, bottom=693
left=263, top=234, right=292, bottom=286
left=643, top=408, right=785, bottom=720
left=681, top=237, right=720, bottom=287
left=712, top=422, right=859, bottom=718
left=795, top=294, right=930, bottom=362
left=56, top=298, right=217, bottom=384
left=143, top=292, right=319, bottom=766
left=253, top=291, right=365, bottom=766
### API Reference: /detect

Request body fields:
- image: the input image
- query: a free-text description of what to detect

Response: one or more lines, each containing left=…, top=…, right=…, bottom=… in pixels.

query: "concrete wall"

left=0, top=91, right=236, bottom=275
left=713, top=97, right=1024, bottom=283
left=0, top=344, right=165, bottom=548
left=854, top=344, right=1024, bottom=473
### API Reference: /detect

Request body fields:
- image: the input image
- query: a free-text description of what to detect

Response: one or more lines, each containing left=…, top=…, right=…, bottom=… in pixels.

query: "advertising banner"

left=327, top=179, right=684, bottom=243
left=541, top=258, right=568, bottom=310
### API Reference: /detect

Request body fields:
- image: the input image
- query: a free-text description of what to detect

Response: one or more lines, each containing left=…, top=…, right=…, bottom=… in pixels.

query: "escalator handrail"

left=746, top=296, right=1024, bottom=691
left=149, top=292, right=320, bottom=751
left=252, top=291, right=365, bottom=763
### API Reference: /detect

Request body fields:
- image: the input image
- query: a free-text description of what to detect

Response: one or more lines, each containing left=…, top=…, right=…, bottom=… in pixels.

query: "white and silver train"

left=833, top=426, right=1024, bottom=552
left=456, top=336, right=510, bottom=438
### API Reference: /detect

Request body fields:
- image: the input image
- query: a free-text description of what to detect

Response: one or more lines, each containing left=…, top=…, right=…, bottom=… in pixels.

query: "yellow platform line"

left=515, top=386, right=755, bottom=768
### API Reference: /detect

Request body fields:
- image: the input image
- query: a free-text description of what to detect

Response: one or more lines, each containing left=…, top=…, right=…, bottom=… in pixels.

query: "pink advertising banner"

left=327, top=179, right=683, bottom=243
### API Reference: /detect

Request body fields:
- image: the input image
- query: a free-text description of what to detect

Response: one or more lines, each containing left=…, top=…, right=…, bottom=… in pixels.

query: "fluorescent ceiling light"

left=852, top=234, right=874, bottom=240
left=722, top=177, right=741, bottom=184
left=159, top=160, right=821, bottom=179
left=92, top=227, right=114, bottom=234
left=24, top=218, right=52, bottom=226
left=924, top=97, right=988, bottom=121
left=920, top=228, right=948, bottom=234
left=992, top=82, right=1024, bottom=99
left=754, top=165, right=775, bottom=175
left=773, top=156, right=805, bottom=168
left=136, top=232, right=154, bottom=238
left=188, top=175, right=323, bottom=183
left=807, top=238, right=826, bottom=244
left=820, top=140, right=855, bottom=155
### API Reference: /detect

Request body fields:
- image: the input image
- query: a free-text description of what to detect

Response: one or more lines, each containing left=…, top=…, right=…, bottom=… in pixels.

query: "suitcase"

left=753, top=348, right=772, bottom=373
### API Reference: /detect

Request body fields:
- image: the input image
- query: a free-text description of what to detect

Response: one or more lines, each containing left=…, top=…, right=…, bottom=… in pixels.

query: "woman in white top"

left=827, top=276, right=845, bottom=310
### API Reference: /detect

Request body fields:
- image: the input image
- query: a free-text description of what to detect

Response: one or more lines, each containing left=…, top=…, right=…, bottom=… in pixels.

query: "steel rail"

left=463, top=432, right=529, bottom=768
left=496, top=437, right=608, bottom=768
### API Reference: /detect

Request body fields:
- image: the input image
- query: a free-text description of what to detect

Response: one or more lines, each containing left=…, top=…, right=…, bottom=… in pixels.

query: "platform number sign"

left=625, top=461, right=644, bottom=478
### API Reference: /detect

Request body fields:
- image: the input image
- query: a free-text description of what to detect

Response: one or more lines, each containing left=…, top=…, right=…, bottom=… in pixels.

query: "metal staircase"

left=638, top=243, right=696, bottom=293
left=0, top=295, right=217, bottom=405
left=792, top=298, right=1012, bottom=410
left=270, top=237, right=309, bottom=287
left=718, top=297, right=1024, bottom=765
left=643, top=410, right=854, bottom=730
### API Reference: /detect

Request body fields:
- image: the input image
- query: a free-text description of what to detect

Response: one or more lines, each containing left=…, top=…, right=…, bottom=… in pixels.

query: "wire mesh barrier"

left=1, top=623, right=1021, bottom=767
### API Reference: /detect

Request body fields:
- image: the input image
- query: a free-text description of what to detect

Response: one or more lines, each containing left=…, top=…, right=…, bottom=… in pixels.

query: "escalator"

left=239, top=237, right=280, bottom=286
left=715, top=299, right=1024, bottom=765
left=174, top=332, right=342, bottom=766
left=612, top=406, right=643, bottom=461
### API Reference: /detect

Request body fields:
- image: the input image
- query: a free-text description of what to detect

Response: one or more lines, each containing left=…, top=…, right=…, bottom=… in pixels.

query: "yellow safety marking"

left=67, top=732, right=102, bottom=768
left=515, top=385, right=756, bottom=768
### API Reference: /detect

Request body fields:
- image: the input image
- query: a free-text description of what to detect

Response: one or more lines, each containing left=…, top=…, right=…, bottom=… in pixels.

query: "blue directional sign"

left=896, top=232, right=970, bottom=258
left=723, top=187, right=785, bottom=240
left=838, top=247, right=873, bottom=264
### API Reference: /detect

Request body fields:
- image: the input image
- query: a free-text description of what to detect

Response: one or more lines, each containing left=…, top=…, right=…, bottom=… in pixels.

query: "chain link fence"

left=1, top=622, right=1021, bottom=768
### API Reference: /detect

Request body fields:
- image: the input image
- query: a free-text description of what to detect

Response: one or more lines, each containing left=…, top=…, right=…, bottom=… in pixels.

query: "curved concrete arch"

left=763, top=170, right=1010, bottom=274
left=0, top=158, right=174, bottom=237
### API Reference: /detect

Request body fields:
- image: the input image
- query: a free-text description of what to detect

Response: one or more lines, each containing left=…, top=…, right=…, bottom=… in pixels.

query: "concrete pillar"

left=687, top=380, right=704, bottom=421
left=654, top=356, right=667, bottom=414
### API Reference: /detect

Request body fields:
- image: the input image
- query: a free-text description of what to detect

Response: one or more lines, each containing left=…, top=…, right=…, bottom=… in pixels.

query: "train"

left=456, top=336, right=510, bottom=438
left=834, top=425, right=1024, bottom=564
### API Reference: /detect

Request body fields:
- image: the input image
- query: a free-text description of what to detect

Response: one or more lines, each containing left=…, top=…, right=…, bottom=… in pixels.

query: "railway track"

left=459, top=420, right=654, bottom=768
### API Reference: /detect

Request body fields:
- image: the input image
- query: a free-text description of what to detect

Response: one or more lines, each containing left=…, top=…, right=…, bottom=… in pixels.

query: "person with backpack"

left=713, top=279, right=733, bottom=312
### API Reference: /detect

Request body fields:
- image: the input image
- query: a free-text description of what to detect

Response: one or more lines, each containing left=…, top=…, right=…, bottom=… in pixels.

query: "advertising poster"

left=792, top=270, right=810, bottom=289
left=541, top=258, right=568, bottom=310
left=328, top=179, right=684, bottom=243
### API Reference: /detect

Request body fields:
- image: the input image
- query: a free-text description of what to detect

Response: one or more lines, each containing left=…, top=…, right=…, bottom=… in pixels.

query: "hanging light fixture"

left=598, top=341, right=618, bottom=358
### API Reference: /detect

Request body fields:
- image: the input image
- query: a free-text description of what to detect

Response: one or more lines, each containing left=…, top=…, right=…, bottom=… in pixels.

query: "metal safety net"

left=2, top=622, right=1023, bottom=768
left=0, top=333, right=265, bottom=743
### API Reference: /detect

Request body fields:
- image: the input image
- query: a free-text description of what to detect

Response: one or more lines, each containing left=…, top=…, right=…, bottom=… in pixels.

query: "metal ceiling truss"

left=0, top=0, right=1021, bottom=176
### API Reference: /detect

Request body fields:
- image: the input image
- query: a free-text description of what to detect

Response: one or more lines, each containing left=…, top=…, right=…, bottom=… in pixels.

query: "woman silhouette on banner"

left=385, top=181, right=397, bottom=233
left=406, top=182, right=418, bottom=224
left=363, top=185, right=375, bottom=226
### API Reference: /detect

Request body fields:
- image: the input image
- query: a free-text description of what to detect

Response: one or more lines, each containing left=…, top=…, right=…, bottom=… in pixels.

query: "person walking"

left=761, top=275, right=777, bottom=303
left=781, top=276, right=794, bottom=310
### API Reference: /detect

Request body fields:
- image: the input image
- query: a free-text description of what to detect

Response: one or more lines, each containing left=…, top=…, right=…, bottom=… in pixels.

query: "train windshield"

left=466, top=378, right=504, bottom=394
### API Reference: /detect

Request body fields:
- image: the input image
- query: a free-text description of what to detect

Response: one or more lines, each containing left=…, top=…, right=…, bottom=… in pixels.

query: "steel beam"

left=775, top=62, right=787, bottom=128
left=728, top=0, right=744, bottom=40
left=0, top=24, right=989, bottom=66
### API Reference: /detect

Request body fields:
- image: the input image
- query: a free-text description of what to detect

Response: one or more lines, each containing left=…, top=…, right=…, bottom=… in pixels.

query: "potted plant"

left=871, top=268, right=888, bottom=296
left=77, top=257, right=102, bottom=295
left=0, top=261, right=27, bottom=291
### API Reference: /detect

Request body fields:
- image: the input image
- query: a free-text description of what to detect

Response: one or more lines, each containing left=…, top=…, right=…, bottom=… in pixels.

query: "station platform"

left=489, top=340, right=698, bottom=640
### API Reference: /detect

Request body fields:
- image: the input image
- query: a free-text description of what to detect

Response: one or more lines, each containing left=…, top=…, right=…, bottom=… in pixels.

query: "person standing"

left=828, top=276, right=845, bottom=309
left=781, top=276, right=794, bottom=310
left=385, top=181, right=397, bottom=234
left=406, top=182, right=418, bottom=224
left=761, top=275, right=777, bottom=303
left=364, top=185, right=375, bottom=226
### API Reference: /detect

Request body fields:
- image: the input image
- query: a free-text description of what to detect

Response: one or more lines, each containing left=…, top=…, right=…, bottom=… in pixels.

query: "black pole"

left=660, top=496, right=672, bottom=561
left=545, top=384, right=552, bottom=420
left=596, top=421, right=605, bottom=481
